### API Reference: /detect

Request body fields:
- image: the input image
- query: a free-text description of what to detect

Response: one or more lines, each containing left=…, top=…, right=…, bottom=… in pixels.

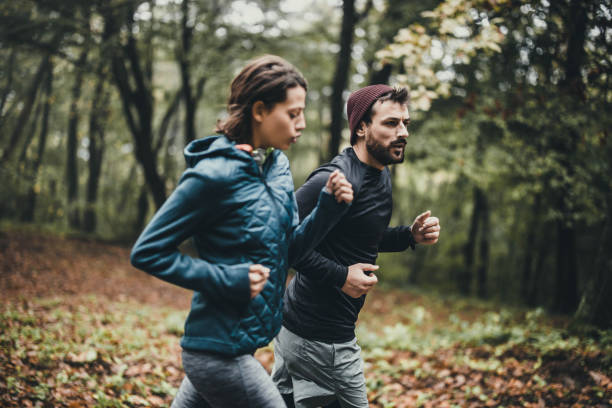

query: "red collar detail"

left=235, top=144, right=254, bottom=154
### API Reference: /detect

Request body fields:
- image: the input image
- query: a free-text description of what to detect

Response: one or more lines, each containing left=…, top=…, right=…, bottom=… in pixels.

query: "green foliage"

left=359, top=298, right=611, bottom=358
left=377, top=0, right=506, bottom=111
left=357, top=289, right=612, bottom=406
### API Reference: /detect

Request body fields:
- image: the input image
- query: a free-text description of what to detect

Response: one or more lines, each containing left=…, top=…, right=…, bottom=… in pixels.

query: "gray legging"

left=171, top=349, right=286, bottom=408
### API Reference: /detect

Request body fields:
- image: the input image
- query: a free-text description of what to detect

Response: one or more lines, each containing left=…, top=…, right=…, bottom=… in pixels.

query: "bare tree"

left=21, top=57, right=53, bottom=222
left=327, top=0, right=372, bottom=160
left=103, top=4, right=167, bottom=209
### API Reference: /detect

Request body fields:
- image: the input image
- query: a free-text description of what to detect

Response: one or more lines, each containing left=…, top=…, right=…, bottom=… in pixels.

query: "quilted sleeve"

left=130, top=169, right=251, bottom=308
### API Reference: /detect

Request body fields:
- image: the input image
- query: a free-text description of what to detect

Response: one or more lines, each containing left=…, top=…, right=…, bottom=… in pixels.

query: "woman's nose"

left=296, top=112, right=306, bottom=131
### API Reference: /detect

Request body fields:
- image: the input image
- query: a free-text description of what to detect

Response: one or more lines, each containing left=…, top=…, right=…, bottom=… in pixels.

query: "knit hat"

left=347, top=84, right=393, bottom=145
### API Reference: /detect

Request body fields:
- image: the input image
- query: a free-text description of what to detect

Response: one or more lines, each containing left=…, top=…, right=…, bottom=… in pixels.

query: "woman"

left=130, top=55, right=353, bottom=407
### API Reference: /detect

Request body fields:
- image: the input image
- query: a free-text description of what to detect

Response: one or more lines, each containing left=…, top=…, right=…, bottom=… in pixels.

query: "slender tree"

left=1, top=56, right=50, bottom=162
left=328, top=0, right=372, bottom=160
left=0, top=48, right=17, bottom=134
left=17, top=92, right=43, bottom=165
left=21, top=57, right=53, bottom=222
left=66, top=47, right=89, bottom=229
left=552, top=0, right=588, bottom=314
left=574, top=190, right=612, bottom=328
left=83, top=64, right=110, bottom=233
left=179, top=0, right=196, bottom=146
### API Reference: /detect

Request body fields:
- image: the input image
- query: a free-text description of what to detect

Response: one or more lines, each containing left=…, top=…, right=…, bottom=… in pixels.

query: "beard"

left=366, top=136, right=406, bottom=166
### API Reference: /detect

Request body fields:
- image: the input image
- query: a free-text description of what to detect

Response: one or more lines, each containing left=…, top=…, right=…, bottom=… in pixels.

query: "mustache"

left=390, top=140, right=407, bottom=147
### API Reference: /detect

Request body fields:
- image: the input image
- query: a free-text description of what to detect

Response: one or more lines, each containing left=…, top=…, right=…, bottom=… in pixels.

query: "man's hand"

left=325, top=170, right=354, bottom=204
left=249, top=264, right=270, bottom=299
left=341, top=263, right=379, bottom=298
left=411, top=210, right=440, bottom=245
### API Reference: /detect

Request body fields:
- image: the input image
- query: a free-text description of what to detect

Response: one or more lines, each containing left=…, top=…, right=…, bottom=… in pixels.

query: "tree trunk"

left=551, top=0, right=587, bottom=314
left=21, top=59, right=53, bottom=222
left=0, top=48, right=17, bottom=135
left=527, top=227, right=551, bottom=307
left=83, top=67, right=110, bottom=233
left=162, top=114, right=179, bottom=178
left=461, top=186, right=481, bottom=295
left=17, top=95, right=43, bottom=165
left=476, top=188, right=489, bottom=299
left=134, top=185, right=150, bottom=235
left=574, top=192, right=612, bottom=328
left=66, top=48, right=89, bottom=229
left=318, top=98, right=326, bottom=164
left=104, top=8, right=166, bottom=209
left=155, top=90, right=182, bottom=153
left=328, top=0, right=357, bottom=160
left=554, top=221, right=578, bottom=313
left=409, top=250, right=426, bottom=285
left=369, top=63, right=393, bottom=85
left=179, top=0, right=196, bottom=146
left=116, top=164, right=137, bottom=215
left=560, top=0, right=587, bottom=98
left=1, top=56, right=49, bottom=162
left=521, top=194, right=541, bottom=302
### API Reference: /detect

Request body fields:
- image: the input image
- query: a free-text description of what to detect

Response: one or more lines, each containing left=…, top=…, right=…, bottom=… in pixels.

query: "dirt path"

left=0, top=229, right=191, bottom=310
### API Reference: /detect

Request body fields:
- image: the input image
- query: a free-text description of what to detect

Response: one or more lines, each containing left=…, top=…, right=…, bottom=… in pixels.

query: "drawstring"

left=235, top=144, right=268, bottom=173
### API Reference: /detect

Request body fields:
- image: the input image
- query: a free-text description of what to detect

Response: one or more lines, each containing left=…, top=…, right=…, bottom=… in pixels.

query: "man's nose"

left=398, top=123, right=409, bottom=138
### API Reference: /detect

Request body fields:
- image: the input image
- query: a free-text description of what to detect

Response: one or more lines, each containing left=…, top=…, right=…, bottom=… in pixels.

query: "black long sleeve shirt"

left=283, top=148, right=415, bottom=343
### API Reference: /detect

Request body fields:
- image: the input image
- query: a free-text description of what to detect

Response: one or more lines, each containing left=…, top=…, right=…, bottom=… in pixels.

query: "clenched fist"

left=410, top=210, right=440, bottom=245
left=325, top=170, right=354, bottom=204
left=248, top=264, right=270, bottom=299
left=341, top=263, right=379, bottom=298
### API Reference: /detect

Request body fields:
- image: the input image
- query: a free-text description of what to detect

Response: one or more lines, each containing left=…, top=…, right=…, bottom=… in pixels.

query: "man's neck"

left=352, top=142, right=384, bottom=170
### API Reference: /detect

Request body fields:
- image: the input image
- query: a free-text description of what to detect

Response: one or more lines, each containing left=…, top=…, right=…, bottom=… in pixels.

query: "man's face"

left=362, top=100, right=410, bottom=166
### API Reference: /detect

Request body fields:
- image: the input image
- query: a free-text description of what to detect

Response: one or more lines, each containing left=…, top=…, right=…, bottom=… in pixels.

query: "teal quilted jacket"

left=130, top=134, right=347, bottom=355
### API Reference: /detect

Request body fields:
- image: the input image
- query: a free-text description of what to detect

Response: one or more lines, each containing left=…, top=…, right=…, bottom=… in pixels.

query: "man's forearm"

left=292, top=249, right=348, bottom=288
left=378, top=225, right=416, bottom=252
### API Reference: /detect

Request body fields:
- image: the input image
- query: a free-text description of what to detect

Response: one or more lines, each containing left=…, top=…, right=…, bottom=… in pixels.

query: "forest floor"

left=1, top=229, right=611, bottom=408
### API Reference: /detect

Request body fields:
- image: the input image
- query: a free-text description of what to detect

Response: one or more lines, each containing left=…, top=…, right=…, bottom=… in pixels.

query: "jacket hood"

left=184, top=134, right=246, bottom=168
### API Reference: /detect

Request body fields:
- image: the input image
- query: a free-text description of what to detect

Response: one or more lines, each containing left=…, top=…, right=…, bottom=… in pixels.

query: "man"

left=272, top=85, right=441, bottom=408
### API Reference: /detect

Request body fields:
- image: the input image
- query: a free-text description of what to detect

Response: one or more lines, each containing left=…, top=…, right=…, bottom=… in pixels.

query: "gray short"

left=272, top=326, right=368, bottom=408
left=171, top=349, right=285, bottom=408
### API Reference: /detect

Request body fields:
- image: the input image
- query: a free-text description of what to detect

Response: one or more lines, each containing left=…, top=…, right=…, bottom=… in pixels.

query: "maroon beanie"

left=347, top=84, right=393, bottom=145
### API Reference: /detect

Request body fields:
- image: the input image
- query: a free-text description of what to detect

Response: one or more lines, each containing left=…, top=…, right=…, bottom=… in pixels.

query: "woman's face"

left=255, top=86, right=306, bottom=150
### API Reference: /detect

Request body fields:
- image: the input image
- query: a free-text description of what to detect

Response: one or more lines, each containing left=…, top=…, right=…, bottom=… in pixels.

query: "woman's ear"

left=251, top=101, right=267, bottom=123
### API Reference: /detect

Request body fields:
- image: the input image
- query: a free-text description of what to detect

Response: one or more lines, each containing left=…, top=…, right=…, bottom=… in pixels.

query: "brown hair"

left=215, top=55, right=307, bottom=144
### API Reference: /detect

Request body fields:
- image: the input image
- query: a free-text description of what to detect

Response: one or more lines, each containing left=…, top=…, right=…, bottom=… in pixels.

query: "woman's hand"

left=325, top=170, right=354, bottom=204
left=248, top=264, right=270, bottom=299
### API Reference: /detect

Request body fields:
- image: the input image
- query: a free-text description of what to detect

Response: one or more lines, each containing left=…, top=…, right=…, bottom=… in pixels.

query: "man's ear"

left=355, top=121, right=367, bottom=137
left=251, top=101, right=267, bottom=123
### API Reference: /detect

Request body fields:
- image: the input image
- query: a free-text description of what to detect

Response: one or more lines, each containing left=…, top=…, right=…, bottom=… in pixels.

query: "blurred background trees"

left=0, top=0, right=610, bottom=326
